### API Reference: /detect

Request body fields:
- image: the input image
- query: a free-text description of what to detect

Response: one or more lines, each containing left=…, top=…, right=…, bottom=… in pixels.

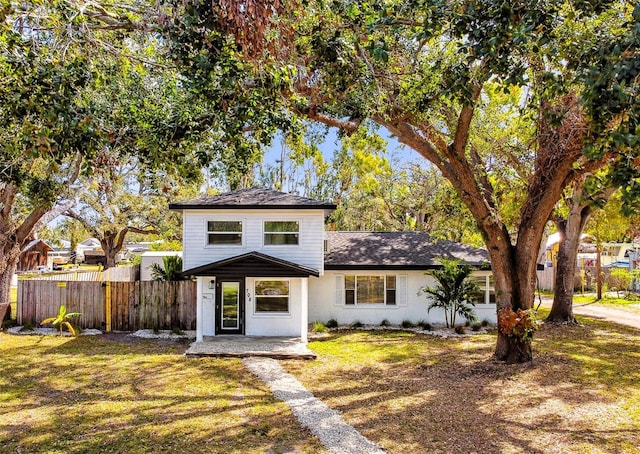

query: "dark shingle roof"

left=169, top=187, right=336, bottom=211
left=324, top=231, right=490, bottom=269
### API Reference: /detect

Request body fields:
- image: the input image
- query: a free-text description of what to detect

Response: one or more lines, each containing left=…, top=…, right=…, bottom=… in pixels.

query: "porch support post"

left=300, top=277, right=308, bottom=343
left=196, top=277, right=203, bottom=342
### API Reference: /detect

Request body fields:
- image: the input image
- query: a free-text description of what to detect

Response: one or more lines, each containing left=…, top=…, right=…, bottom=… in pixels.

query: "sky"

left=263, top=124, right=421, bottom=169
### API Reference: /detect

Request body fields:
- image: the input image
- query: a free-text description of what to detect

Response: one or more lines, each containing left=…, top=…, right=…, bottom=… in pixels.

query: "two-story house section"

left=171, top=187, right=496, bottom=344
left=169, top=188, right=336, bottom=342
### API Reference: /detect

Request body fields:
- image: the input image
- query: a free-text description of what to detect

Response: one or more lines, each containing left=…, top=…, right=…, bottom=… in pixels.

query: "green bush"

left=607, top=268, right=632, bottom=297
left=380, top=319, right=391, bottom=327
left=417, top=320, right=432, bottom=331
left=471, top=323, right=482, bottom=331
left=312, top=321, right=328, bottom=333
left=454, top=325, right=466, bottom=335
left=325, top=318, right=338, bottom=328
left=401, top=319, right=414, bottom=328
left=19, top=322, right=35, bottom=332
left=351, top=320, right=364, bottom=328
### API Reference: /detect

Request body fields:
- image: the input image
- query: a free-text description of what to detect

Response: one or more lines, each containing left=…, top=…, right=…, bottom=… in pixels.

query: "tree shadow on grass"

left=283, top=323, right=640, bottom=453
left=0, top=333, right=324, bottom=454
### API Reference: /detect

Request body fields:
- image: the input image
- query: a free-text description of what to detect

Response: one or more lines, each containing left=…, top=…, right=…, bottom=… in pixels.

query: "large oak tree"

left=165, top=0, right=638, bottom=362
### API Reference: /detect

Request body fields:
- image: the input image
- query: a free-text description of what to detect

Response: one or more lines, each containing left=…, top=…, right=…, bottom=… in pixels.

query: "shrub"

left=312, top=321, right=328, bottom=333
left=471, top=323, right=482, bottom=332
left=417, top=320, right=432, bottom=331
left=351, top=320, right=364, bottom=328
left=171, top=326, right=185, bottom=335
left=607, top=268, right=632, bottom=297
left=481, top=319, right=490, bottom=327
left=465, top=320, right=471, bottom=327
left=401, top=319, right=414, bottom=328
left=325, top=318, right=338, bottom=328
left=454, top=325, right=466, bottom=335
left=19, top=322, right=35, bottom=332
left=380, top=319, right=391, bottom=327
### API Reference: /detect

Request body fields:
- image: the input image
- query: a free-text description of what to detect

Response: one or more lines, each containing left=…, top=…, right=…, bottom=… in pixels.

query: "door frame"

left=215, top=278, right=245, bottom=335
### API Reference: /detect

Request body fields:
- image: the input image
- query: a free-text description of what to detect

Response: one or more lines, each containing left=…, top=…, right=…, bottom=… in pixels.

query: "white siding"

left=245, top=277, right=306, bottom=338
left=309, top=270, right=496, bottom=326
left=182, top=209, right=326, bottom=273
left=196, top=276, right=307, bottom=339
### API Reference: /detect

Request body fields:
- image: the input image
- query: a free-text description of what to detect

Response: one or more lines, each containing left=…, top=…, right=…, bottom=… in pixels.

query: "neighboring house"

left=76, top=238, right=102, bottom=263
left=140, top=251, right=183, bottom=281
left=18, top=239, right=53, bottom=272
left=170, top=188, right=494, bottom=343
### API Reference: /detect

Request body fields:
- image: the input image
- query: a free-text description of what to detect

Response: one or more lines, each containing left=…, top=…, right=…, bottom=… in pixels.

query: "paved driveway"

left=539, top=297, right=640, bottom=329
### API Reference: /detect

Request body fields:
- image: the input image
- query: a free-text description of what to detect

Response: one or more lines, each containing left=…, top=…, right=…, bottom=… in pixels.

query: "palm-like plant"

left=149, top=255, right=185, bottom=281
left=421, top=259, right=479, bottom=328
left=40, top=305, right=82, bottom=336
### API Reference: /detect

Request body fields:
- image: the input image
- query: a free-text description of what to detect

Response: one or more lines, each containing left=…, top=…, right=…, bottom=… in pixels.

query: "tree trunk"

left=486, top=234, right=538, bottom=363
left=548, top=224, right=580, bottom=324
left=596, top=244, right=603, bottom=300
left=547, top=192, right=591, bottom=324
left=100, top=234, right=119, bottom=270
left=0, top=261, right=17, bottom=322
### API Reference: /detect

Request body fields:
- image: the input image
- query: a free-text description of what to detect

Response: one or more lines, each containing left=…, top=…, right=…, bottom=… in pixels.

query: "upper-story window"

left=207, top=221, right=242, bottom=245
left=264, top=221, right=299, bottom=245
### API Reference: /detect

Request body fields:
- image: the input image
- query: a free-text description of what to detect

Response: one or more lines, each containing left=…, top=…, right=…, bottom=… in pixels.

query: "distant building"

left=18, top=239, right=53, bottom=272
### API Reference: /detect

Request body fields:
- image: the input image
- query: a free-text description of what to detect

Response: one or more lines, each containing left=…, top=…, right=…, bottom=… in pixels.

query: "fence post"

left=105, top=269, right=112, bottom=332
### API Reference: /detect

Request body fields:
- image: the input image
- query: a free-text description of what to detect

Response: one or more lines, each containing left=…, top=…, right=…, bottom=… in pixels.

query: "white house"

left=169, top=188, right=495, bottom=343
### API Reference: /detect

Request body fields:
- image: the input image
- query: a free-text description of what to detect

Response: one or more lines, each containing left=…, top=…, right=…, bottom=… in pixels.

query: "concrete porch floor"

left=184, top=336, right=317, bottom=360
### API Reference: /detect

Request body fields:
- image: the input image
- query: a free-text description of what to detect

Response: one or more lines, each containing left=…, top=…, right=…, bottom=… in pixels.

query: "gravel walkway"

left=243, top=357, right=385, bottom=454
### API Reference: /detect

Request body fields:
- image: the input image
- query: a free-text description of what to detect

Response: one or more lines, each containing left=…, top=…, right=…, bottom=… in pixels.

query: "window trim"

left=205, top=219, right=244, bottom=247
left=470, top=272, right=495, bottom=305
left=344, top=274, right=398, bottom=306
left=254, top=279, right=291, bottom=314
left=263, top=220, right=300, bottom=246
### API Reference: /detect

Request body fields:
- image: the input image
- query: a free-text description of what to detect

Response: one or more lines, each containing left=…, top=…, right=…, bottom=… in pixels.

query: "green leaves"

left=421, top=259, right=479, bottom=328
left=40, top=305, right=81, bottom=336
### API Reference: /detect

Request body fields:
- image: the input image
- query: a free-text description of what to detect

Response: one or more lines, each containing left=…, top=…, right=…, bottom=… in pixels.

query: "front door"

left=215, top=279, right=244, bottom=334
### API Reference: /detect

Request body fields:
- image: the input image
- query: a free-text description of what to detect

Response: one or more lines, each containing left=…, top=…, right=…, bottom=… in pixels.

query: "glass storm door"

left=216, top=280, right=244, bottom=334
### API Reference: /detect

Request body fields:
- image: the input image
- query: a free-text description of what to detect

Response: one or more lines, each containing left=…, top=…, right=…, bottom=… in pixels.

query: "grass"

left=283, top=308, right=640, bottom=453
left=0, top=334, right=323, bottom=454
left=574, top=294, right=640, bottom=314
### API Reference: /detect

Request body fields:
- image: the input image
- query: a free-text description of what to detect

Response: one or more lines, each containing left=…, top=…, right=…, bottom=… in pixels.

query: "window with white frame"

left=264, top=221, right=299, bottom=245
left=344, top=275, right=397, bottom=305
left=255, top=280, right=290, bottom=313
left=207, top=221, right=242, bottom=245
left=470, top=274, right=495, bottom=304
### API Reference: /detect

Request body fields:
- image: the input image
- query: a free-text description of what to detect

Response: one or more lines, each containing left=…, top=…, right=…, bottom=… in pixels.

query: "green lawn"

left=284, top=309, right=640, bottom=453
left=573, top=294, right=640, bottom=314
left=0, top=334, right=323, bottom=454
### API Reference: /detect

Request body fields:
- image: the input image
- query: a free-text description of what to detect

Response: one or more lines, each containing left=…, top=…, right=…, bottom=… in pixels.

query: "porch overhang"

left=182, top=251, right=320, bottom=278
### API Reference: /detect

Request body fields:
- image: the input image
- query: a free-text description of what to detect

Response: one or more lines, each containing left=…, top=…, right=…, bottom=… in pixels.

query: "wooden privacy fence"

left=18, top=280, right=196, bottom=331
left=27, top=266, right=139, bottom=282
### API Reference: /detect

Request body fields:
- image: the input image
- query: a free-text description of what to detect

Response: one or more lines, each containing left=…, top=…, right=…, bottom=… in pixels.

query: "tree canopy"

left=164, top=0, right=639, bottom=362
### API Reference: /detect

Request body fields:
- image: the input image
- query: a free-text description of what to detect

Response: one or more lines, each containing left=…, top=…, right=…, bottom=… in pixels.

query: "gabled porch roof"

left=182, top=251, right=320, bottom=278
